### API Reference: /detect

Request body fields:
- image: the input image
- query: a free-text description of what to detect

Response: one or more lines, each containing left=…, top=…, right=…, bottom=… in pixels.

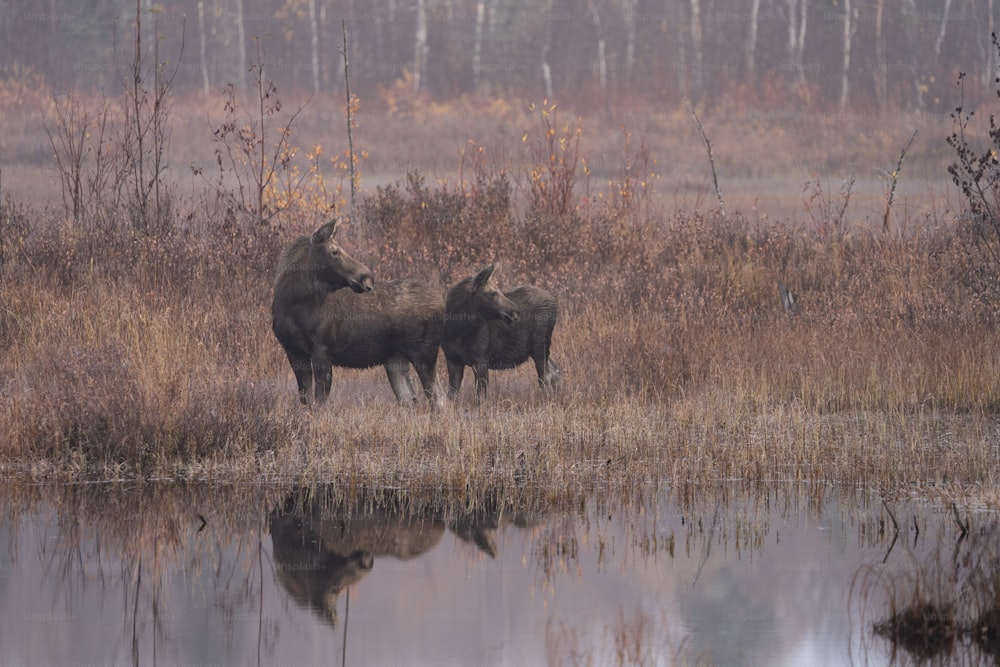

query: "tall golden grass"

left=1, top=157, right=998, bottom=495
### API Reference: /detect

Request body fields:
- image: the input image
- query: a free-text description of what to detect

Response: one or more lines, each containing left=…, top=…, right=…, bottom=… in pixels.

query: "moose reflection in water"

left=269, top=488, right=535, bottom=625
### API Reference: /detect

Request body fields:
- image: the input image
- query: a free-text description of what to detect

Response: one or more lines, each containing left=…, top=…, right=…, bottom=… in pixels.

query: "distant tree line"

left=2, top=0, right=998, bottom=113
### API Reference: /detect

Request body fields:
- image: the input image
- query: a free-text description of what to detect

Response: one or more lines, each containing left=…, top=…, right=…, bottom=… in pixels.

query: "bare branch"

left=685, top=99, right=725, bottom=218
left=882, top=129, right=918, bottom=235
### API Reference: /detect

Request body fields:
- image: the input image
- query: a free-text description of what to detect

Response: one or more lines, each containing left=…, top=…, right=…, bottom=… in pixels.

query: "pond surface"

left=0, top=482, right=993, bottom=666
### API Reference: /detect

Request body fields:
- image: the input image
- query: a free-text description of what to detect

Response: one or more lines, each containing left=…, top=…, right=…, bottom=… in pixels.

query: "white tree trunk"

left=589, top=1, right=607, bottom=94
left=413, top=0, right=428, bottom=93
left=672, top=0, right=687, bottom=95
left=786, top=0, right=797, bottom=64
left=623, top=0, right=637, bottom=81
left=319, top=0, right=329, bottom=91
left=197, top=1, right=209, bottom=98
left=541, top=0, right=553, bottom=98
left=746, top=0, right=761, bottom=80
left=874, top=0, right=886, bottom=110
left=934, top=0, right=952, bottom=60
left=235, top=0, right=246, bottom=92
left=308, top=0, right=320, bottom=94
left=988, top=0, right=996, bottom=87
left=689, top=0, right=703, bottom=96
left=796, top=0, right=808, bottom=88
left=472, top=1, right=485, bottom=90
left=839, top=0, right=852, bottom=110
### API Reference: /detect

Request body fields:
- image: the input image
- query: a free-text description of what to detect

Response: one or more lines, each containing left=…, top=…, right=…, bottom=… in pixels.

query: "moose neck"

left=275, top=269, right=341, bottom=308
left=445, top=286, right=490, bottom=338
left=445, top=309, right=484, bottom=339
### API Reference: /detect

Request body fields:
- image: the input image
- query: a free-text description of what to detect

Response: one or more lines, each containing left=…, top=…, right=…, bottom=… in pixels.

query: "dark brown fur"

left=443, top=264, right=560, bottom=403
left=272, top=220, right=443, bottom=405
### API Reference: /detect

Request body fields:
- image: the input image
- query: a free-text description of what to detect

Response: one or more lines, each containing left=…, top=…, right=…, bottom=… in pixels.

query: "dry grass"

left=2, top=89, right=999, bottom=494
left=851, top=511, right=1000, bottom=665
left=1, top=170, right=999, bottom=497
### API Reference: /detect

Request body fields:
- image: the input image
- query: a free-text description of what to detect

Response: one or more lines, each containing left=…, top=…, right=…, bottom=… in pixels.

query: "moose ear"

left=311, top=220, right=337, bottom=245
left=473, top=264, right=496, bottom=290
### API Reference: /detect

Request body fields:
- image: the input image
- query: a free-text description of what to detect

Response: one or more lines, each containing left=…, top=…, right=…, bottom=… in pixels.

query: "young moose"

left=443, top=263, right=560, bottom=403
left=271, top=220, right=443, bottom=405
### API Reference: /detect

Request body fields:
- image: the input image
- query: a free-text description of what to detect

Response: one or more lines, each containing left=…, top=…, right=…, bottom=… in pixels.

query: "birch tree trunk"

left=873, top=0, right=886, bottom=111
left=472, top=1, right=485, bottom=90
left=541, top=0, right=553, bottom=99
left=903, top=0, right=924, bottom=111
left=689, top=0, right=703, bottom=98
left=413, top=0, right=428, bottom=93
left=198, top=1, right=209, bottom=98
left=623, top=0, right=637, bottom=82
left=235, top=0, right=247, bottom=92
left=988, top=0, right=996, bottom=87
left=746, top=0, right=761, bottom=80
left=839, top=0, right=852, bottom=110
left=672, top=0, right=687, bottom=96
left=795, top=0, right=808, bottom=89
left=319, top=1, right=329, bottom=91
left=589, top=1, right=607, bottom=94
left=786, top=0, right=797, bottom=64
left=934, top=0, right=952, bottom=61
left=308, top=0, right=320, bottom=94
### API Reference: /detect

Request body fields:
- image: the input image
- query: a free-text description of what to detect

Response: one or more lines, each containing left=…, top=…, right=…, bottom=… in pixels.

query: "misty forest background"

left=3, top=0, right=1000, bottom=191
left=4, top=0, right=998, bottom=113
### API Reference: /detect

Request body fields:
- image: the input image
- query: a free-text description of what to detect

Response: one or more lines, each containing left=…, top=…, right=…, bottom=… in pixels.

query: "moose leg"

left=385, top=353, right=417, bottom=404
left=533, top=352, right=548, bottom=389
left=411, top=358, right=440, bottom=405
left=534, top=342, right=561, bottom=391
left=544, top=359, right=562, bottom=389
left=472, top=364, right=489, bottom=404
left=285, top=349, right=313, bottom=404
left=447, top=359, right=465, bottom=400
left=312, top=355, right=333, bottom=404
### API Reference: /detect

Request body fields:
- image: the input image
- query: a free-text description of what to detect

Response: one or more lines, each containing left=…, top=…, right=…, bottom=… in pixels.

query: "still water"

left=0, top=482, right=992, bottom=666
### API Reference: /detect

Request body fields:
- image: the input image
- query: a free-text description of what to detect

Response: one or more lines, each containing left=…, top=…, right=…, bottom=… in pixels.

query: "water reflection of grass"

left=545, top=609, right=714, bottom=667
left=0, top=480, right=922, bottom=665
left=853, top=507, right=1000, bottom=665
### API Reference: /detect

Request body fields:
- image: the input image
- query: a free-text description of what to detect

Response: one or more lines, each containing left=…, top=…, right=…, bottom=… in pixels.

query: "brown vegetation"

left=2, top=30, right=1000, bottom=492
left=1, top=148, right=999, bottom=494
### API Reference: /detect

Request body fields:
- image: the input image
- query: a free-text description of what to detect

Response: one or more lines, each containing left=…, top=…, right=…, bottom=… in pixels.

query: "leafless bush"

left=113, top=1, right=183, bottom=236
left=43, top=92, right=131, bottom=239
left=201, top=37, right=311, bottom=230
left=947, top=55, right=1000, bottom=312
left=801, top=169, right=856, bottom=239
left=515, top=101, right=589, bottom=269
left=359, top=164, right=514, bottom=280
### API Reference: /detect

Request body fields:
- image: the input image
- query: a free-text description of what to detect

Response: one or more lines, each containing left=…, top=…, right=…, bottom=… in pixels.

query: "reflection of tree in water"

left=268, top=486, right=541, bottom=627
left=853, top=504, right=1000, bottom=665
left=11, top=481, right=282, bottom=665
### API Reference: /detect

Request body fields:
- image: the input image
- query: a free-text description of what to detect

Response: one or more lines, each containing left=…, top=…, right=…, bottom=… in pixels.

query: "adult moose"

left=443, top=263, right=560, bottom=403
left=271, top=219, right=442, bottom=405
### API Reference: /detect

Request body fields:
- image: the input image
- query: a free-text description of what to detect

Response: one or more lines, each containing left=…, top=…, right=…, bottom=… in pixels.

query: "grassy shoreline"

left=1, top=189, right=998, bottom=496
